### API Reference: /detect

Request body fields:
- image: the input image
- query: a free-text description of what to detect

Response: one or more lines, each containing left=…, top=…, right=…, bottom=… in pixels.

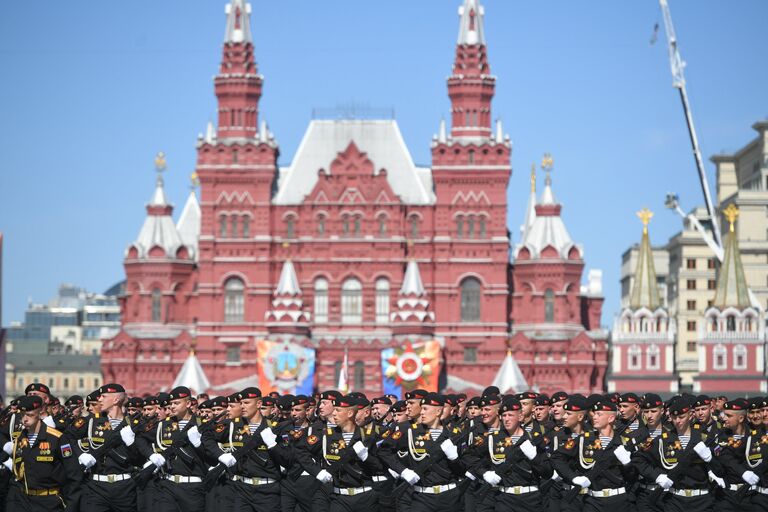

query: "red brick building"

left=101, top=0, right=608, bottom=397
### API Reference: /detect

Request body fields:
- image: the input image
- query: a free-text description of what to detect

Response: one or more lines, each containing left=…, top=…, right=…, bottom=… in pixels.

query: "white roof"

left=274, top=119, right=435, bottom=205
left=513, top=180, right=583, bottom=260
left=276, top=260, right=301, bottom=296
left=176, top=191, right=200, bottom=260
left=457, top=0, right=486, bottom=46
left=400, top=260, right=426, bottom=296
left=172, top=351, right=211, bottom=394
left=492, top=350, right=528, bottom=394
left=129, top=179, right=189, bottom=259
left=224, top=0, right=252, bottom=44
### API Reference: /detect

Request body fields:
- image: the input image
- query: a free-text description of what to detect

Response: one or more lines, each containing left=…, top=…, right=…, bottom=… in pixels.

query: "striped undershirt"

left=178, top=420, right=189, bottom=431
left=429, top=428, right=442, bottom=441
left=27, top=433, right=38, bottom=447
left=650, top=427, right=662, bottom=439
left=511, top=435, right=521, bottom=444
left=249, top=424, right=259, bottom=434
left=342, top=432, right=354, bottom=444
left=678, top=435, right=690, bottom=449
left=109, top=418, right=122, bottom=430
left=524, top=423, right=533, bottom=433
left=628, top=419, right=639, bottom=431
left=599, top=436, right=612, bottom=448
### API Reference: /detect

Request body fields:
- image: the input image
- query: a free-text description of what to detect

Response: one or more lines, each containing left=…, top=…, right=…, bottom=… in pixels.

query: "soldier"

left=295, top=395, right=380, bottom=512
left=5, top=395, right=80, bottom=511
left=462, top=394, right=502, bottom=512
left=86, top=392, right=101, bottom=416
left=551, top=400, right=636, bottom=511
left=534, top=395, right=554, bottom=431
left=547, top=395, right=590, bottom=512
left=550, top=391, right=569, bottom=430
left=466, top=397, right=481, bottom=421
left=24, top=384, right=57, bottom=430
left=478, top=396, right=552, bottom=511
left=276, top=394, right=318, bottom=512
left=391, top=401, right=408, bottom=424
left=202, top=387, right=284, bottom=512
left=517, top=391, right=546, bottom=435
left=632, top=396, right=719, bottom=512
left=693, top=395, right=721, bottom=442
left=370, top=397, right=394, bottom=428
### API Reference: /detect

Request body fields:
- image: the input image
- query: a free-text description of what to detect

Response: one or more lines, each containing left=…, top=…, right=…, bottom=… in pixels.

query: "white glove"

left=43, top=416, right=56, bottom=428
left=440, top=438, right=458, bottom=460
left=260, top=428, right=277, bottom=449
left=186, top=426, right=202, bottom=448
left=78, top=453, right=97, bottom=469
left=572, top=476, right=591, bottom=489
left=742, top=470, right=760, bottom=486
left=464, top=470, right=476, bottom=481
left=1, top=459, right=12, bottom=471
left=149, top=453, right=166, bottom=468
left=613, top=445, right=632, bottom=466
left=2, top=442, right=12, bottom=455
left=655, top=474, right=673, bottom=490
left=120, top=425, right=136, bottom=447
left=693, top=441, right=712, bottom=462
left=217, top=453, right=236, bottom=468
left=352, top=441, right=368, bottom=462
left=316, top=469, right=333, bottom=483
left=400, top=468, right=420, bottom=485
left=708, top=470, right=726, bottom=489
left=520, top=439, right=537, bottom=461
left=388, top=468, right=400, bottom=480
left=142, top=460, right=153, bottom=469
left=483, top=470, right=501, bottom=486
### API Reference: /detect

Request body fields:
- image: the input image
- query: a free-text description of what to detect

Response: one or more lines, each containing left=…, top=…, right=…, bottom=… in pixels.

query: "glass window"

left=318, top=216, right=325, bottom=235
left=456, top=217, right=463, bottom=238
left=545, top=289, right=555, bottom=323
left=733, top=344, right=747, bottom=370
left=242, top=216, right=250, bottom=238
left=342, top=215, right=350, bottom=235
left=410, top=217, right=419, bottom=238
left=460, top=278, right=481, bottom=322
left=378, top=217, right=386, bottom=236
left=224, top=278, right=245, bottom=323
left=647, top=344, right=660, bottom=370
left=375, top=278, right=390, bottom=324
left=286, top=217, right=295, bottom=239
left=713, top=344, right=727, bottom=370
left=341, top=278, right=363, bottom=324
left=151, top=289, right=162, bottom=322
left=227, top=345, right=241, bottom=363
left=463, top=347, right=477, bottom=362
left=354, top=216, right=361, bottom=236
left=219, top=216, right=227, bottom=237
left=479, top=217, right=487, bottom=238
left=726, top=316, right=736, bottom=332
left=231, top=216, right=238, bottom=238
left=467, top=216, right=475, bottom=238
left=314, top=278, right=328, bottom=324
left=628, top=345, right=641, bottom=370
left=353, top=361, right=365, bottom=390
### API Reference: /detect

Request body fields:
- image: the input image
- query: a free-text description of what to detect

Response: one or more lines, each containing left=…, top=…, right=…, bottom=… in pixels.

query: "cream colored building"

left=5, top=354, right=102, bottom=398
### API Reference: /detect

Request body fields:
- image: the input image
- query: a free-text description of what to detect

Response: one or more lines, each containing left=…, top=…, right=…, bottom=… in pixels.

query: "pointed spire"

left=438, top=118, right=447, bottom=143
left=539, top=153, right=557, bottom=205
left=492, top=350, right=528, bottom=394
left=457, top=0, right=486, bottom=46
left=400, top=259, right=426, bottom=296
left=149, top=152, right=170, bottom=207
left=520, top=163, right=537, bottom=239
left=224, top=0, right=252, bottom=44
left=176, top=175, right=201, bottom=261
left=391, top=260, right=434, bottom=327
left=276, top=259, right=301, bottom=296
left=713, top=204, right=750, bottom=309
left=172, top=349, right=211, bottom=393
left=630, top=209, right=661, bottom=310
left=205, top=121, right=216, bottom=143
left=495, top=119, right=503, bottom=142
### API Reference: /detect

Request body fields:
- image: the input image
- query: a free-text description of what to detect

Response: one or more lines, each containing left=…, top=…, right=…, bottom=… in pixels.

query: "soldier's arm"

left=376, top=426, right=408, bottom=475
left=293, top=433, right=323, bottom=478
left=529, top=432, right=554, bottom=478
left=630, top=436, right=662, bottom=481
left=202, top=421, right=226, bottom=459
left=550, top=437, right=579, bottom=483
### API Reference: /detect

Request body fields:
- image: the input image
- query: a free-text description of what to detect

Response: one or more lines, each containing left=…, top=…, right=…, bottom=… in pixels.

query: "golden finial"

left=723, top=203, right=739, bottom=232
left=282, top=241, right=290, bottom=249
left=189, top=337, right=197, bottom=356
left=154, top=151, right=167, bottom=172
left=190, top=171, right=200, bottom=188
left=530, top=163, right=536, bottom=193
left=541, top=153, right=554, bottom=173
left=637, top=208, right=653, bottom=234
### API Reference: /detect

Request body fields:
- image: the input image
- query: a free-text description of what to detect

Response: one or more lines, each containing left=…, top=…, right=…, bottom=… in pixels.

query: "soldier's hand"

left=187, top=426, right=202, bottom=448
left=217, top=453, right=236, bottom=468
left=400, top=468, right=420, bottom=485
left=572, top=476, right=591, bottom=489
left=440, top=439, right=459, bottom=460
left=707, top=471, right=726, bottom=489
left=259, top=427, right=277, bottom=449
left=613, top=445, right=631, bottom=466
left=520, top=439, right=537, bottom=461
left=78, top=453, right=97, bottom=469
left=352, top=441, right=368, bottom=461
left=120, top=425, right=136, bottom=447
left=693, top=441, right=712, bottom=462
left=464, top=471, right=476, bottom=481
left=1, top=459, right=12, bottom=471
left=2, top=442, right=12, bottom=455
left=316, top=469, right=333, bottom=483
left=149, top=453, right=167, bottom=468
left=655, top=474, right=673, bottom=490
left=482, top=471, right=501, bottom=486
left=742, top=470, right=760, bottom=486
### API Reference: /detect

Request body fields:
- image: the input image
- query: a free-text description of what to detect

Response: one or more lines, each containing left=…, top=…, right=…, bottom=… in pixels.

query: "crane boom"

left=658, top=0, right=723, bottom=251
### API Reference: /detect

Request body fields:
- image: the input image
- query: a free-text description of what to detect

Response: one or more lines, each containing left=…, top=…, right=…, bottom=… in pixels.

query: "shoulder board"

left=584, top=432, right=590, bottom=438
left=132, top=419, right=139, bottom=425
left=47, top=427, right=62, bottom=438
left=693, top=423, right=701, bottom=430
left=474, top=436, right=485, bottom=446
left=411, top=423, right=418, bottom=430
left=269, top=420, right=277, bottom=427
left=327, top=428, right=333, bottom=435
left=452, top=427, right=460, bottom=434
left=94, top=413, right=101, bottom=419
left=662, top=433, right=668, bottom=439
left=382, top=429, right=391, bottom=438
left=73, top=418, right=85, bottom=429
left=622, top=436, right=629, bottom=444
left=366, top=425, right=373, bottom=435
left=533, top=431, right=540, bottom=437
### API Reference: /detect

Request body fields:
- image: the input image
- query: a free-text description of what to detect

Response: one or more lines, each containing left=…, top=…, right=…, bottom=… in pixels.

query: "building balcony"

left=612, top=331, right=674, bottom=343
left=698, top=330, right=764, bottom=342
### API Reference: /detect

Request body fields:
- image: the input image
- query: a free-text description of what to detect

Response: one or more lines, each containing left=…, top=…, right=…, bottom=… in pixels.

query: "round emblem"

left=396, top=352, right=424, bottom=382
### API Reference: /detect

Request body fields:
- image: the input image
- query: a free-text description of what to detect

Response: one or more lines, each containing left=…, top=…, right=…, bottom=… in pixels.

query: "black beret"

left=277, top=395, right=294, bottom=411
left=86, top=391, right=101, bottom=403
left=723, top=398, right=749, bottom=411
left=535, top=394, right=551, bottom=406
left=482, top=386, right=501, bottom=397
left=466, top=396, right=481, bottom=407
left=17, top=395, right=43, bottom=412
left=693, top=395, right=711, bottom=408
left=391, top=400, right=407, bottom=413
left=455, top=393, right=467, bottom=404
left=551, top=391, right=569, bottom=403
left=198, top=400, right=212, bottom=409
left=619, top=393, right=639, bottom=404
left=500, top=397, right=522, bottom=412
left=210, top=396, right=227, bottom=408
left=747, top=397, right=764, bottom=411
left=169, top=386, right=192, bottom=400
left=239, top=387, right=262, bottom=400
left=261, top=396, right=277, bottom=407
left=226, top=392, right=241, bottom=404
left=515, top=391, right=538, bottom=401
left=157, top=392, right=171, bottom=406
left=586, top=394, right=603, bottom=409
left=127, top=397, right=144, bottom=408
left=292, top=395, right=310, bottom=407
left=25, top=383, right=51, bottom=395
left=480, top=394, right=501, bottom=407
left=319, top=390, right=342, bottom=401
left=268, top=391, right=281, bottom=399
left=405, top=389, right=428, bottom=400
left=444, top=394, right=458, bottom=407
left=563, top=396, right=588, bottom=412
left=333, top=395, right=357, bottom=408
left=668, top=397, right=693, bottom=416
left=143, top=396, right=159, bottom=407
left=371, top=396, right=393, bottom=406
left=98, top=383, right=126, bottom=394
left=65, top=395, right=84, bottom=407
left=640, top=393, right=664, bottom=409
left=421, top=393, right=445, bottom=407
left=592, top=401, right=618, bottom=412
left=356, top=396, right=371, bottom=409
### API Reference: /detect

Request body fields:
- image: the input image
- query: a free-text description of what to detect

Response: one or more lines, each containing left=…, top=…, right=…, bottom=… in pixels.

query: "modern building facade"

left=102, top=0, right=608, bottom=397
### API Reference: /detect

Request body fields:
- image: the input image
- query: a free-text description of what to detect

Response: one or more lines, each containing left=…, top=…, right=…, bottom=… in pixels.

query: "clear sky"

left=1, top=1, right=766, bottom=325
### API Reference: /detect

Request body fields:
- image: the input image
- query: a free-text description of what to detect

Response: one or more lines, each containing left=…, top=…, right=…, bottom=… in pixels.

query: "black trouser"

left=220, top=479, right=281, bottom=512
left=281, top=475, right=319, bottom=512
left=633, top=487, right=663, bottom=512
left=153, top=479, right=206, bottom=512
left=582, top=492, right=628, bottom=512
left=665, top=493, right=713, bottom=512
left=409, top=486, right=461, bottom=512
left=7, top=489, right=65, bottom=512
left=329, top=489, right=378, bottom=512
left=372, top=477, right=395, bottom=512
left=748, top=491, right=768, bottom=512
left=311, top=481, right=331, bottom=512
left=494, top=490, right=543, bottom=512
left=81, top=479, right=136, bottom=512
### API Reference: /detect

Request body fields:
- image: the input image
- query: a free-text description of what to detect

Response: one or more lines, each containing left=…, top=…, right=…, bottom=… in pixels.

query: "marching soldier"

left=547, top=395, right=590, bottom=512
left=5, top=395, right=80, bottom=511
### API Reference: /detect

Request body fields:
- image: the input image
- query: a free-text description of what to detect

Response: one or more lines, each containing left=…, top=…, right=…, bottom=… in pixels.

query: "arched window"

left=544, top=289, right=555, bottom=323
left=460, top=277, right=481, bottom=322
left=726, top=315, right=736, bottom=332
left=468, top=150, right=475, bottom=164
left=230, top=216, right=238, bottom=238
left=353, top=361, right=365, bottom=390
left=353, top=216, right=361, bottom=236
left=713, top=344, right=727, bottom=370
left=242, top=216, right=250, bottom=238
left=151, top=288, right=162, bottom=322
left=378, top=216, right=387, bottom=236
left=333, top=360, right=342, bottom=385
left=317, top=215, right=326, bottom=235
left=375, top=278, right=390, bottom=324
left=410, top=217, right=419, bottom=238
left=467, top=216, right=475, bottom=238
left=456, top=216, right=464, bottom=238
left=219, top=216, right=227, bottom=237
left=647, top=344, right=660, bottom=370
left=341, top=278, right=363, bottom=324
left=286, top=217, right=295, bottom=239
left=314, top=278, right=328, bottom=324
left=628, top=345, right=641, bottom=370
left=224, top=278, right=245, bottom=323
left=479, top=217, right=487, bottom=238
left=342, top=215, right=350, bottom=236
left=733, top=344, right=747, bottom=370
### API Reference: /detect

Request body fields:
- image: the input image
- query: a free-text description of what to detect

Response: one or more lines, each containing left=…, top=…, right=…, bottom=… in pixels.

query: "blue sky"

left=1, top=1, right=766, bottom=325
